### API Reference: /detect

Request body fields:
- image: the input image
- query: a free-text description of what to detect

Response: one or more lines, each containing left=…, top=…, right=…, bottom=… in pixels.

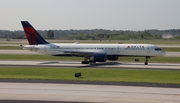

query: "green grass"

left=0, top=54, right=83, bottom=61
left=0, top=46, right=22, bottom=50
left=0, top=54, right=180, bottom=63
left=119, top=57, right=180, bottom=63
left=0, top=67, right=180, bottom=84
left=161, top=47, right=180, bottom=52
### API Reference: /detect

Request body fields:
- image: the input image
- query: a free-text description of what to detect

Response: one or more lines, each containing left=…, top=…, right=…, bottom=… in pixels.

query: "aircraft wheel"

left=81, top=61, right=85, bottom=64
left=81, top=61, right=89, bottom=64
left=85, top=61, right=89, bottom=64
left=144, top=62, right=148, bottom=65
left=89, top=60, right=93, bottom=63
left=145, top=56, right=150, bottom=65
left=89, top=60, right=96, bottom=64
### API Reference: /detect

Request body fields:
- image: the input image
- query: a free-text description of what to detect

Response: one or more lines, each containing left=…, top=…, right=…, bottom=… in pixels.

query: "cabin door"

left=44, top=47, right=47, bottom=52
left=147, top=47, right=150, bottom=53
left=117, top=47, right=120, bottom=53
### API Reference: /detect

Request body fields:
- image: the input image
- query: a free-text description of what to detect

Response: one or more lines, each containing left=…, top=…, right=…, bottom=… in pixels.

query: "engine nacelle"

left=107, top=55, right=118, bottom=61
left=93, top=53, right=107, bottom=62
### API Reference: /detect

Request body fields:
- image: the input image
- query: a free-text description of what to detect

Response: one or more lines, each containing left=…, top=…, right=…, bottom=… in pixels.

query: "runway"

left=0, top=82, right=180, bottom=103
left=0, top=51, right=180, bottom=103
left=0, top=60, right=180, bottom=70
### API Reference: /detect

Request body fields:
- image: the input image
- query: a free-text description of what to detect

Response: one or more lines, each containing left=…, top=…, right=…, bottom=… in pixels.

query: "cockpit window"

left=155, top=48, right=162, bottom=51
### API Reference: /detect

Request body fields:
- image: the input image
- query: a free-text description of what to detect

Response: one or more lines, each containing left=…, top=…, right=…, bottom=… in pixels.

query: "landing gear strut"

left=145, top=56, right=150, bottom=65
left=81, top=56, right=89, bottom=64
left=81, top=56, right=96, bottom=64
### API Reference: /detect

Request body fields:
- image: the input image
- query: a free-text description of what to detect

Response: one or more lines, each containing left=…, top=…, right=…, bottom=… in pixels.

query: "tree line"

left=0, top=29, right=180, bottom=40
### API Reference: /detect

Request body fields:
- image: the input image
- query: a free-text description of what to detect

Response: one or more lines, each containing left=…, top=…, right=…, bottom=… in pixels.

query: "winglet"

left=21, top=21, right=49, bottom=45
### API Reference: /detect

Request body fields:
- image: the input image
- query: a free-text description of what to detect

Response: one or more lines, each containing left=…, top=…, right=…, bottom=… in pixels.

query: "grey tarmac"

left=0, top=82, right=180, bottom=103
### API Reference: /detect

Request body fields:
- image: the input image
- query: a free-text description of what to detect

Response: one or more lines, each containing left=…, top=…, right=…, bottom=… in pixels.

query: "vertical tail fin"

left=21, top=21, right=48, bottom=45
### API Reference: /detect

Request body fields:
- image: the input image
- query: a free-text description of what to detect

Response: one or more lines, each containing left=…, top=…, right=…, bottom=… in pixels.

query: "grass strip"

left=0, top=67, right=180, bottom=84
left=120, top=56, right=180, bottom=63
left=0, top=54, right=82, bottom=61
left=0, top=46, right=22, bottom=50
left=161, top=47, right=180, bottom=52
left=0, top=54, right=180, bottom=63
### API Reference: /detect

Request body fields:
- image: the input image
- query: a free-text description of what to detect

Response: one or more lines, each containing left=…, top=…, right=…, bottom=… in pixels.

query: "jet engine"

left=93, top=53, right=107, bottom=62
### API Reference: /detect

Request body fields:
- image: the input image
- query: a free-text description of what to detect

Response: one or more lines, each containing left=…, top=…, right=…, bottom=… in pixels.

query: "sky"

left=0, top=0, right=180, bottom=31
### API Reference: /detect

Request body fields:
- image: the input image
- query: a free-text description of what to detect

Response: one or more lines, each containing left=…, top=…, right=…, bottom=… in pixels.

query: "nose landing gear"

left=145, top=56, right=150, bottom=65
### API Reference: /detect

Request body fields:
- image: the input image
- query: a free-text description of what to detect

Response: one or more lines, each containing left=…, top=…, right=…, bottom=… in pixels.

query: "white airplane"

left=21, top=21, right=165, bottom=65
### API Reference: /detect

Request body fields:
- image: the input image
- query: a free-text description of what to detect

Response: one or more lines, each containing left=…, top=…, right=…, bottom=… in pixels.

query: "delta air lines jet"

left=21, top=21, right=165, bottom=65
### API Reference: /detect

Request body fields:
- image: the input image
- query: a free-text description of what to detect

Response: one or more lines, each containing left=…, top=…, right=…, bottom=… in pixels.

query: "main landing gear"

left=145, top=56, right=150, bottom=65
left=81, top=60, right=96, bottom=64
left=81, top=56, right=89, bottom=64
left=81, top=56, right=96, bottom=64
left=81, top=61, right=89, bottom=64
